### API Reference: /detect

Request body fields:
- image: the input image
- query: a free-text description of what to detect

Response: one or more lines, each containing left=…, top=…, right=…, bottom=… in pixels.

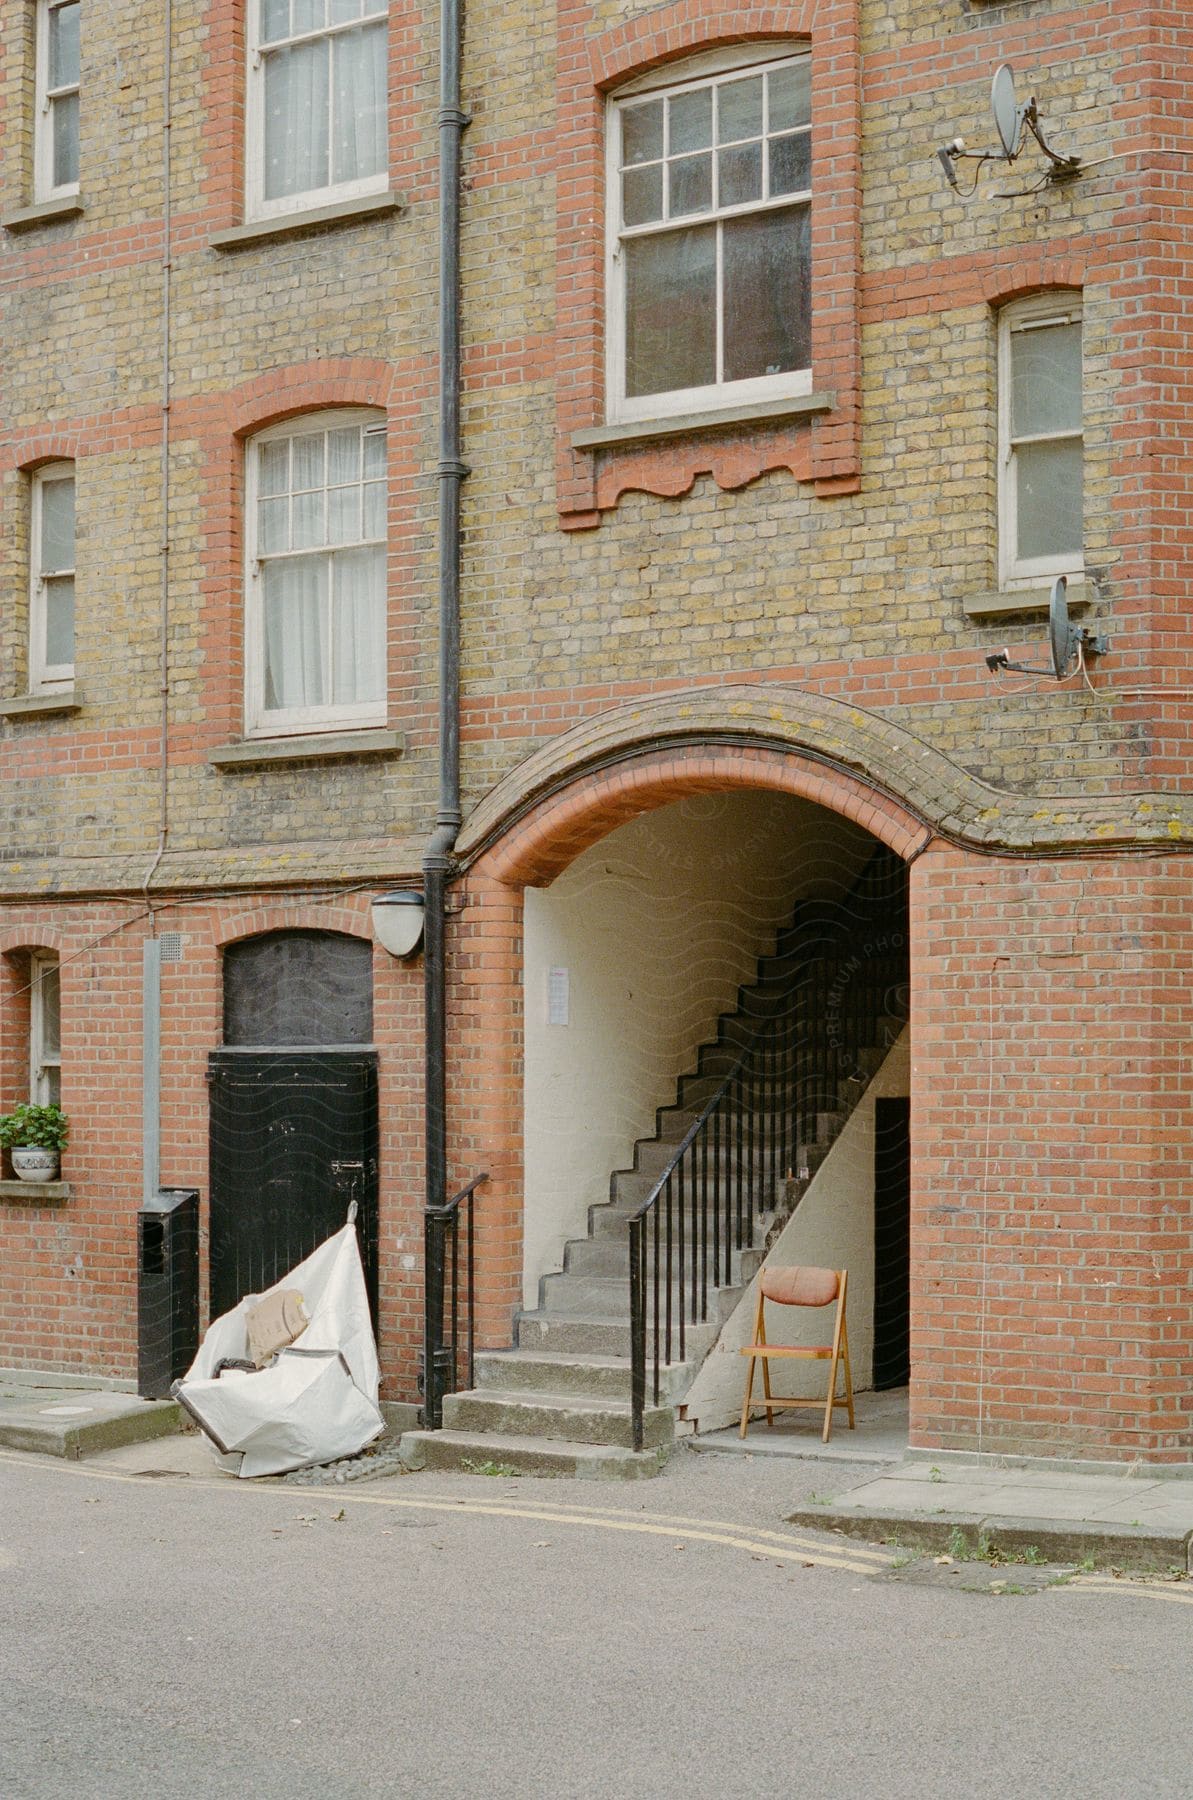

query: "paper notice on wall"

left=547, top=966, right=570, bottom=1026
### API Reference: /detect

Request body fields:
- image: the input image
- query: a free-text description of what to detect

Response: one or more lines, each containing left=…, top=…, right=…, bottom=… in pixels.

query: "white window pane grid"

left=39, top=476, right=75, bottom=575
left=259, top=0, right=385, bottom=49
left=32, top=469, right=75, bottom=687
left=256, top=425, right=385, bottom=556
left=1009, top=320, right=1083, bottom=444
left=36, top=0, right=80, bottom=198
left=618, top=57, right=810, bottom=235
left=31, top=958, right=61, bottom=1108
left=253, top=0, right=387, bottom=210
left=1000, top=307, right=1084, bottom=584
left=611, top=56, right=813, bottom=417
left=48, top=1, right=80, bottom=89
left=253, top=422, right=387, bottom=728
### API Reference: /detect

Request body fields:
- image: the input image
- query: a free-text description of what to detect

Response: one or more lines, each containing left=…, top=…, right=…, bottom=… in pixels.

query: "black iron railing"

left=423, top=1170, right=489, bottom=1429
left=628, top=920, right=907, bottom=1451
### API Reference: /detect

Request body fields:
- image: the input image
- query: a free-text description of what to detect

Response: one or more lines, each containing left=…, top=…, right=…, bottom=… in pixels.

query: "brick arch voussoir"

left=980, top=254, right=1085, bottom=311
left=478, top=745, right=923, bottom=889
left=7, top=434, right=83, bottom=473
left=213, top=902, right=373, bottom=951
left=590, top=4, right=815, bottom=88
left=0, top=926, right=70, bottom=957
left=230, top=361, right=396, bottom=440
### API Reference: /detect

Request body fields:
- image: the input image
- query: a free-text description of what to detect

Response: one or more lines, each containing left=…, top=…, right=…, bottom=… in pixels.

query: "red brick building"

left=1, top=0, right=1190, bottom=1467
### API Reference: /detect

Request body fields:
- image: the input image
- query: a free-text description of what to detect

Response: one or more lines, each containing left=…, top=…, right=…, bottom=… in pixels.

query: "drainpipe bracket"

left=437, top=107, right=472, bottom=130
left=437, top=459, right=471, bottom=479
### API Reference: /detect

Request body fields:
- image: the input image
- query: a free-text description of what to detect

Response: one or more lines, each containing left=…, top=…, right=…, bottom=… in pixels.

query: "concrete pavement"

left=787, top=1453, right=1193, bottom=1572
left=0, top=1369, right=182, bottom=1459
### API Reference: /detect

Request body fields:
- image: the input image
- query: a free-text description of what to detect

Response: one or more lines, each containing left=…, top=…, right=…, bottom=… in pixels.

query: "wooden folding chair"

left=739, top=1265, right=854, bottom=1444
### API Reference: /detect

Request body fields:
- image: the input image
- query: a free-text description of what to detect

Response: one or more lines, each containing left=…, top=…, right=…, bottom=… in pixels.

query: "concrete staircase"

left=401, top=854, right=908, bottom=1479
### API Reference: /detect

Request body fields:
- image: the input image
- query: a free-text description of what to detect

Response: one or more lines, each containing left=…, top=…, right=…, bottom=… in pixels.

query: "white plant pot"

left=11, top=1147, right=59, bottom=1182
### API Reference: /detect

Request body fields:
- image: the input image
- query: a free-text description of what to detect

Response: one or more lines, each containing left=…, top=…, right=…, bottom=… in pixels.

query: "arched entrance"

left=207, top=929, right=379, bottom=1321
left=438, top=725, right=925, bottom=1455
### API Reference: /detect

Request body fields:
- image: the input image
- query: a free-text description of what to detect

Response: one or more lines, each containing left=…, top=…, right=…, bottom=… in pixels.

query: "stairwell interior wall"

left=679, top=1028, right=910, bottom=1435
left=521, top=792, right=874, bottom=1307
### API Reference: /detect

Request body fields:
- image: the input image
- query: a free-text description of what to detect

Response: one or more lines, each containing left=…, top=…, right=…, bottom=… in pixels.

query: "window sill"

left=572, top=392, right=835, bottom=453
left=964, top=580, right=1095, bottom=619
left=0, top=1179, right=70, bottom=1203
left=0, top=689, right=81, bottom=719
left=3, top=195, right=85, bottom=233
left=209, top=728, right=405, bottom=769
left=209, top=191, right=404, bottom=252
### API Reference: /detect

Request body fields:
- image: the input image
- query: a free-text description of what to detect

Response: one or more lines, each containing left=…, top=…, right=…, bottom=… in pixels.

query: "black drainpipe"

left=423, top=0, right=469, bottom=1425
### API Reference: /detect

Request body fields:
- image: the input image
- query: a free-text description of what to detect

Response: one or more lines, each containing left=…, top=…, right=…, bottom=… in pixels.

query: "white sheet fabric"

left=176, top=1223, right=384, bottom=1478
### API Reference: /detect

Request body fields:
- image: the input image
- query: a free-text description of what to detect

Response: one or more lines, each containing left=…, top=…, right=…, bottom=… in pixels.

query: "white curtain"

left=332, top=22, right=386, bottom=186
left=264, top=40, right=330, bottom=200
left=331, top=546, right=385, bottom=705
left=263, top=557, right=328, bottom=711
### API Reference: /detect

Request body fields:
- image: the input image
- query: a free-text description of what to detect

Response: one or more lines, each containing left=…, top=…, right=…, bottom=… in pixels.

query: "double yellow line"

left=1048, top=1576, right=1193, bottom=1611
left=0, top=1449, right=890, bottom=1574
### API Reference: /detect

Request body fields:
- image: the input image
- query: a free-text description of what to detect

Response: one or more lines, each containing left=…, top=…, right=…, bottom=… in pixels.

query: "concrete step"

left=538, top=1268, right=753, bottom=1322
left=441, top=1387, right=675, bottom=1451
left=678, top=1048, right=883, bottom=1108
left=632, top=1138, right=754, bottom=1178
left=606, top=1168, right=779, bottom=1213
left=516, top=1312, right=722, bottom=1362
left=591, top=1191, right=778, bottom=1238
left=0, top=1386, right=186, bottom=1460
left=563, top=1234, right=760, bottom=1286
left=398, top=1428, right=667, bottom=1480
left=473, top=1349, right=695, bottom=1405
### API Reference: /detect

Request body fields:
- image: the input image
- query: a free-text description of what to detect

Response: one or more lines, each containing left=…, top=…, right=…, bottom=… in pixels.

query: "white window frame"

left=246, top=1, right=389, bottom=221
left=244, top=408, right=388, bottom=739
left=29, top=952, right=61, bottom=1107
left=606, top=45, right=814, bottom=425
left=29, top=462, right=76, bottom=694
left=998, top=294, right=1084, bottom=590
left=34, top=0, right=80, bottom=202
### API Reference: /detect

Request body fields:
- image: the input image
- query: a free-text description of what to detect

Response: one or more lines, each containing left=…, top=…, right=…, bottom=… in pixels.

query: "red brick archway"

left=446, top=740, right=926, bottom=1376
left=481, top=742, right=928, bottom=889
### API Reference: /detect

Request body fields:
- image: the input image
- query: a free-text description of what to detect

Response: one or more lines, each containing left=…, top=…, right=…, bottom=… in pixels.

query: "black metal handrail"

left=424, top=1170, right=489, bottom=1429
left=627, top=924, right=906, bottom=1451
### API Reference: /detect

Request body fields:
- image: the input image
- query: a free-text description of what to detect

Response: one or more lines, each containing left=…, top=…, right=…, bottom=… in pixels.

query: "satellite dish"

left=984, top=575, right=1109, bottom=681
left=1048, top=575, right=1080, bottom=678
left=991, top=64, right=1023, bottom=160
left=940, top=62, right=1081, bottom=198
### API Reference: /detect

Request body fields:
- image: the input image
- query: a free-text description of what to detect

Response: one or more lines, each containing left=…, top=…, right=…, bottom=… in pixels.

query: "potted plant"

left=0, top=1104, right=69, bottom=1182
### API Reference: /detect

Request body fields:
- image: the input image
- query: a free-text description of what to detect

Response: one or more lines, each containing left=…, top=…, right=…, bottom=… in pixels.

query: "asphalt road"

left=0, top=1445, right=1188, bottom=1799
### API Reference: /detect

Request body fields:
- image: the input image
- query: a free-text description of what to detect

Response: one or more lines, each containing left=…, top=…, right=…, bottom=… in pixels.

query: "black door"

left=872, top=1095, right=911, bottom=1389
left=207, top=1049, right=379, bottom=1321
left=208, top=929, right=379, bottom=1322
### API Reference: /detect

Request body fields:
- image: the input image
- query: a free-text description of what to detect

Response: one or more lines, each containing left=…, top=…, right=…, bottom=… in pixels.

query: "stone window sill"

left=572, top=392, right=835, bottom=453
left=0, top=1179, right=70, bottom=1202
left=3, top=195, right=85, bottom=233
left=0, top=689, right=81, bottom=720
left=209, top=728, right=405, bottom=769
left=964, top=580, right=1095, bottom=619
left=210, top=191, right=404, bottom=252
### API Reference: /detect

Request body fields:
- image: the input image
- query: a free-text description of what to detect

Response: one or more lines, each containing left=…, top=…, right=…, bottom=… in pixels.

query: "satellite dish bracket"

left=984, top=578, right=1110, bottom=681
left=938, top=63, right=1080, bottom=196
left=1020, top=96, right=1081, bottom=174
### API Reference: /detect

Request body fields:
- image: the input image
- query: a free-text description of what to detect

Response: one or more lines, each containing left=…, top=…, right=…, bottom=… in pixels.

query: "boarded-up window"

left=223, top=930, right=373, bottom=1046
